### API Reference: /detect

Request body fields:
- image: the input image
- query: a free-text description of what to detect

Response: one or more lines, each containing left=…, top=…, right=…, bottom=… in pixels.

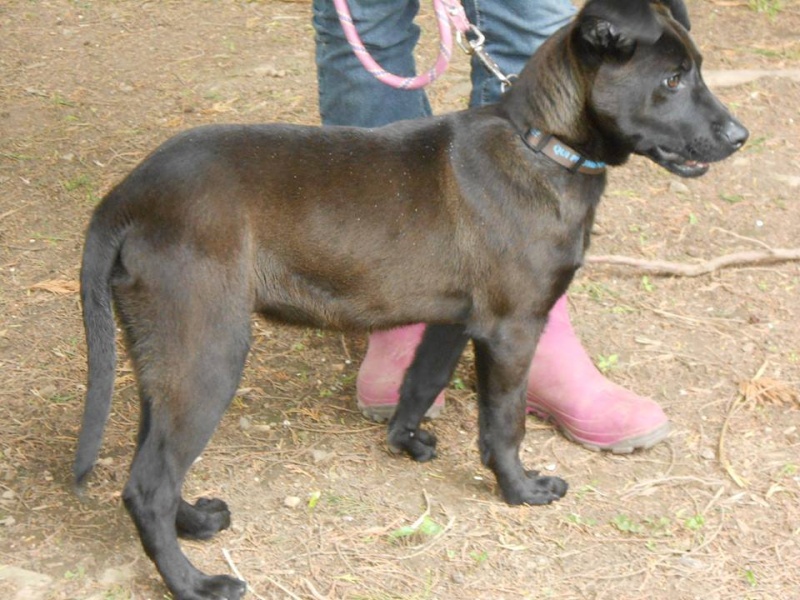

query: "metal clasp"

left=456, top=24, right=517, bottom=92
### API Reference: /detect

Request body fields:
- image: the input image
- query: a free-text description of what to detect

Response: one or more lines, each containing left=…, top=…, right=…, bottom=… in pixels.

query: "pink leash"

left=333, top=0, right=474, bottom=90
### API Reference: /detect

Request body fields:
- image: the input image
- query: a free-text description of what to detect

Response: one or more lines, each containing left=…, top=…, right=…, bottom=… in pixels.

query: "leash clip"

left=456, top=24, right=516, bottom=91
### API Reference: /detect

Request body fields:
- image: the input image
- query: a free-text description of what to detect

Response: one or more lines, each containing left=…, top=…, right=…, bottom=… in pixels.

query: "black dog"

left=74, top=1, right=747, bottom=598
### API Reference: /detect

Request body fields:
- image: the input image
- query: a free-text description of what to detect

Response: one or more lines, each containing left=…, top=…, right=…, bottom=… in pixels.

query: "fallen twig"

left=719, top=394, right=748, bottom=489
left=587, top=247, right=800, bottom=277
left=222, top=547, right=273, bottom=600
left=718, top=362, right=769, bottom=488
left=620, top=475, right=726, bottom=500
left=304, top=578, right=331, bottom=600
left=0, top=207, right=23, bottom=221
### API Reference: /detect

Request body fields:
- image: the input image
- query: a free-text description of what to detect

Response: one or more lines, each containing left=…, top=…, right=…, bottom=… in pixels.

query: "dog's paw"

left=193, top=574, right=247, bottom=600
left=502, top=472, right=568, bottom=506
left=387, top=427, right=438, bottom=462
left=194, top=497, right=229, bottom=515
left=176, top=497, right=232, bottom=540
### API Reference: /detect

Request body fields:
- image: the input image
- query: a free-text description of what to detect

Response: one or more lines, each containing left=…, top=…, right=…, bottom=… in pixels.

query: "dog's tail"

left=73, top=190, right=129, bottom=488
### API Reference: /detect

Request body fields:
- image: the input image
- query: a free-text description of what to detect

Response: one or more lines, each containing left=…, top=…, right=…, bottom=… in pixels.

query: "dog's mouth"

left=645, top=147, right=710, bottom=178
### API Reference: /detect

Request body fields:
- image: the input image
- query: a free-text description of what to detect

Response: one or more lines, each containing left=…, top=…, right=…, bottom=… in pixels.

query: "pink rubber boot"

left=526, top=295, right=669, bottom=453
left=356, top=324, right=446, bottom=422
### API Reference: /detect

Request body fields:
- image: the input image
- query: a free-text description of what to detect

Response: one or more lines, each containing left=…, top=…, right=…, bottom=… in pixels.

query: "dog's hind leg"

left=117, top=277, right=252, bottom=600
left=125, top=395, right=232, bottom=542
left=387, top=324, right=469, bottom=461
left=472, top=319, right=568, bottom=506
left=125, top=405, right=248, bottom=600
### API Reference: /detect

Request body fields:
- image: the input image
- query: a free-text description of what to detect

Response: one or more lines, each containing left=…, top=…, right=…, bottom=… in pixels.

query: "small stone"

left=1, top=490, right=15, bottom=500
left=98, top=565, right=135, bottom=585
left=0, top=565, right=53, bottom=592
left=451, top=572, right=465, bottom=585
left=1, top=515, right=16, bottom=526
left=38, top=385, right=56, bottom=397
left=283, top=496, right=301, bottom=509
left=669, top=180, right=691, bottom=195
left=775, top=174, right=800, bottom=188
left=253, top=65, right=287, bottom=78
left=239, top=416, right=252, bottom=431
left=732, top=156, right=750, bottom=168
left=312, top=449, right=332, bottom=464
left=700, top=448, right=716, bottom=461
left=678, top=555, right=706, bottom=569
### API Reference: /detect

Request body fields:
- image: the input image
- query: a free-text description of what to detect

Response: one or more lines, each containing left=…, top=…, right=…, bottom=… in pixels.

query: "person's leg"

left=464, top=0, right=669, bottom=452
left=462, top=0, right=575, bottom=106
left=313, top=0, right=432, bottom=127
left=313, top=0, right=443, bottom=421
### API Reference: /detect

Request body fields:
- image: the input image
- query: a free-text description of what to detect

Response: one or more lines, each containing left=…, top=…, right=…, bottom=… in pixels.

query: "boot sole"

left=357, top=401, right=443, bottom=423
left=528, top=406, right=670, bottom=454
left=559, top=421, right=670, bottom=454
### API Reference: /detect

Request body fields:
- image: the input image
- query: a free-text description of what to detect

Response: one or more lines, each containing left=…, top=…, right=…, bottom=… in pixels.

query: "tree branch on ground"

left=587, top=247, right=800, bottom=277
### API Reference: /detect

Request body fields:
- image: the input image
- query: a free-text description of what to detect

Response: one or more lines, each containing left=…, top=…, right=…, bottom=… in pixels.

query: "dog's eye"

left=664, top=74, right=682, bottom=89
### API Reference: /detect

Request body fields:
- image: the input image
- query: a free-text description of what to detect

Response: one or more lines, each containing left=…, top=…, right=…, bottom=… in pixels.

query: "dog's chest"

left=470, top=179, right=601, bottom=315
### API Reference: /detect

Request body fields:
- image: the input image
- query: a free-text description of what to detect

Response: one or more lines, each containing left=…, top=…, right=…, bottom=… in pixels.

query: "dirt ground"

left=1, top=1, right=799, bottom=599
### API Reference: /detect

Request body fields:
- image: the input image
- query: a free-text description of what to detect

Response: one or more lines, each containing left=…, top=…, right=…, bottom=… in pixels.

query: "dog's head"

left=576, top=0, right=748, bottom=177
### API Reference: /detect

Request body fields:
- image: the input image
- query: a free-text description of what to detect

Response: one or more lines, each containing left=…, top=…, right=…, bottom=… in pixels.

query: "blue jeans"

left=312, top=0, right=576, bottom=127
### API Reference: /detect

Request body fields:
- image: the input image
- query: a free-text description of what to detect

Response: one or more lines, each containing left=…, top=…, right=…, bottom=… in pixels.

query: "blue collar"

left=522, top=128, right=606, bottom=175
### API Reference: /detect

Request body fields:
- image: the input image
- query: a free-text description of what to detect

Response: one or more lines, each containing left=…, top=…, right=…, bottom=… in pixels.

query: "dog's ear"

left=578, top=0, right=662, bottom=53
left=656, top=0, right=691, bottom=30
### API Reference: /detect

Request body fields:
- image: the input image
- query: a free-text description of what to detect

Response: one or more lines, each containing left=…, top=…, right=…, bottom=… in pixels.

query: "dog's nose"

left=723, top=119, right=749, bottom=150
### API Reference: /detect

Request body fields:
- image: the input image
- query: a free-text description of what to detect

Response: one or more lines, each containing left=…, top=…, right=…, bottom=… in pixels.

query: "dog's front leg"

left=473, top=319, right=568, bottom=505
left=387, top=324, right=469, bottom=460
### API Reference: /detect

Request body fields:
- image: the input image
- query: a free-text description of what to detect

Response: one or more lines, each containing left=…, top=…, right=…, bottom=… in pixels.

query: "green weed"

left=596, top=354, right=619, bottom=374
left=611, top=514, right=642, bottom=534
left=389, top=515, right=444, bottom=542
left=64, top=566, right=86, bottom=580
left=469, top=549, right=489, bottom=565
left=684, top=514, right=706, bottom=531
left=63, top=174, right=92, bottom=192
left=748, top=0, right=782, bottom=18
left=720, top=193, right=744, bottom=205
left=566, top=513, right=597, bottom=528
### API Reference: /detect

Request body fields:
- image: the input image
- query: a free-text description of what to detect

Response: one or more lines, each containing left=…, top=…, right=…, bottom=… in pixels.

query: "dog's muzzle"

left=642, top=117, right=749, bottom=179
left=646, top=146, right=711, bottom=178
